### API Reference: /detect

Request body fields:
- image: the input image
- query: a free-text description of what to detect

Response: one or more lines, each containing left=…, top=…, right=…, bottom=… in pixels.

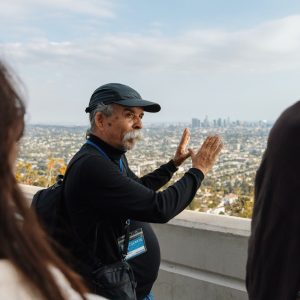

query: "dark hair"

left=0, top=61, right=88, bottom=300
left=246, top=101, right=300, bottom=299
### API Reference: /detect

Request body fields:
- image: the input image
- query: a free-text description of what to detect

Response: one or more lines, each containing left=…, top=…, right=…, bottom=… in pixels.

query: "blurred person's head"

left=0, top=61, right=88, bottom=300
left=247, top=100, right=300, bottom=300
left=85, top=83, right=160, bottom=151
left=0, top=63, right=25, bottom=171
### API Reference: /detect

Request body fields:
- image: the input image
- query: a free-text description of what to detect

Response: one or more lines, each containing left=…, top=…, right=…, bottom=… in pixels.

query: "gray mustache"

left=123, top=130, right=143, bottom=142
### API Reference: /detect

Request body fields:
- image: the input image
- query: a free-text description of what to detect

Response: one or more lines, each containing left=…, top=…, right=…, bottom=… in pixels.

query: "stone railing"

left=21, top=184, right=250, bottom=300
left=151, top=211, right=250, bottom=300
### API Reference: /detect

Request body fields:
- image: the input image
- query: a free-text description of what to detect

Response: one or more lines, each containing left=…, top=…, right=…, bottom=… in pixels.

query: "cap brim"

left=114, top=99, right=161, bottom=113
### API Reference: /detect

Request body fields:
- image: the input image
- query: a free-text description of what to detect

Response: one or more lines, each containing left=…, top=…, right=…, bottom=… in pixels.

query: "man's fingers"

left=197, top=136, right=215, bottom=154
left=198, top=135, right=222, bottom=154
left=214, top=140, right=223, bottom=156
left=178, top=128, right=190, bottom=150
left=210, top=135, right=221, bottom=147
left=191, top=135, right=223, bottom=173
left=210, top=136, right=222, bottom=154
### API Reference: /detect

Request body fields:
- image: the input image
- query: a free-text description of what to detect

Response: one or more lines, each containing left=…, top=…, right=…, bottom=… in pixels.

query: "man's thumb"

left=188, top=148, right=195, bottom=157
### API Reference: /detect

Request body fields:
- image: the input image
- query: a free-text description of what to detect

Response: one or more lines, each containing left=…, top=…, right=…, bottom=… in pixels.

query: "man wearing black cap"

left=63, top=83, right=222, bottom=299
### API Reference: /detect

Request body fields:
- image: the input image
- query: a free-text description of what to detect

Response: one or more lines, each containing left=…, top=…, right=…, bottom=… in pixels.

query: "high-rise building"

left=203, top=115, right=209, bottom=128
left=192, top=118, right=201, bottom=128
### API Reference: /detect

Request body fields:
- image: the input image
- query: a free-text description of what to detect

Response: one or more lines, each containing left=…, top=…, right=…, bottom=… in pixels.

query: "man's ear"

left=95, top=112, right=105, bottom=131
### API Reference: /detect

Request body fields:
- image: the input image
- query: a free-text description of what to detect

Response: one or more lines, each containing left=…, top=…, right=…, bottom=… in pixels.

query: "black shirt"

left=64, top=134, right=204, bottom=299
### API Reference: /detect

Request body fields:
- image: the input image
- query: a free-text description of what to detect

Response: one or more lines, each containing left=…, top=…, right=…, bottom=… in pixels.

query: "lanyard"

left=85, top=140, right=124, bottom=173
left=86, top=139, right=130, bottom=247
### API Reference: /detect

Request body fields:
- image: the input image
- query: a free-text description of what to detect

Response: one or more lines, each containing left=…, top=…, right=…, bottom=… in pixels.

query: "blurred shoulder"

left=0, top=260, right=106, bottom=300
left=0, top=259, right=40, bottom=299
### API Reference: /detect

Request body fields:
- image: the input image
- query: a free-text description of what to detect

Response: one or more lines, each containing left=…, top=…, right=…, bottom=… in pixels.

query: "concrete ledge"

left=167, top=209, right=250, bottom=236
left=152, top=210, right=250, bottom=300
left=20, top=184, right=42, bottom=205
left=20, top=184, right=250, bottom=300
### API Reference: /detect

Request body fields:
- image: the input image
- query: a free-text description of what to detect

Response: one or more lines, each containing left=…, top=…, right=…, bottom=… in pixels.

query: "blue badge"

left=118, top=228, right=147, bottom=260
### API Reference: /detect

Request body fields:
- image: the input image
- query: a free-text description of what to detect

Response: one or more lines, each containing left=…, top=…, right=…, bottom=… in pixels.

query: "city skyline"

left=1, top=1, right=300, bottom=125
left=26, top=116, right=273, bottom=127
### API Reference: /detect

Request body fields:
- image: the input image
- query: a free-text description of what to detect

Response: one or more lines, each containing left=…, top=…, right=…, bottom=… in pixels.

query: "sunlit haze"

left=1, top=0, right=300, bottom=125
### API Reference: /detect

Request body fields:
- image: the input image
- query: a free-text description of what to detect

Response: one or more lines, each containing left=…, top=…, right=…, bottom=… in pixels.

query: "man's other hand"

left=173, top=128, right=191, bottom=167
left=188, top=135, right=223, bottom=175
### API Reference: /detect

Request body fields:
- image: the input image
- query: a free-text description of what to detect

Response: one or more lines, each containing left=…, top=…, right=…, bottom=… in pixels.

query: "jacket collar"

left=87, top=134, right=126, bottom=160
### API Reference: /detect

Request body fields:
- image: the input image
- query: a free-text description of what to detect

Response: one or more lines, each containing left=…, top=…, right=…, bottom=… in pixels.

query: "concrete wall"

left=21, top=184, right=251, bottom=300
left=151, top=211, right=251, bottom=300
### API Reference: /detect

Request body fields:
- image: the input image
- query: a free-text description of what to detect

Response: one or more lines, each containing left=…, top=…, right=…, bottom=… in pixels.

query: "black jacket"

left=64, top=134, right=204, bottom=299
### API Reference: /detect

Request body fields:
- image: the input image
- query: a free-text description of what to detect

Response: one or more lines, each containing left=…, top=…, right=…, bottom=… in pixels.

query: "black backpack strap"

left=57, top=150, right=100, bottom=267
left=59, top=149, right=106, bottom=268
left=122, top=220, right=130, bottom=259
left=93, top=219, right=130, bottom=263
left=64, top=151, right=87, bottom=179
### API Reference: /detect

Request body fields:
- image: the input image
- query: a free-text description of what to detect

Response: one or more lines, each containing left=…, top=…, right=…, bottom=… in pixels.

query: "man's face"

left=101, top=104, right=144, bottom=150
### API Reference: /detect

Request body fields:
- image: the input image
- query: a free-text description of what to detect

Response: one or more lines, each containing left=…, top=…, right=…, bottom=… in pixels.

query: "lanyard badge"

left=118, top=228, right=147, bottom=260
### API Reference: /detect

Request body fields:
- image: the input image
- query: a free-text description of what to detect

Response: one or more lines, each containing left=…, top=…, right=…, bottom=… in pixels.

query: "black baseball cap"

left=85, top=83, right=161, bottom=113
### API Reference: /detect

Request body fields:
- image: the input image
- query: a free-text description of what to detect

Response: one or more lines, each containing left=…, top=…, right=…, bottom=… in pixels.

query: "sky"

left=1, top=0, right=300, bottom=125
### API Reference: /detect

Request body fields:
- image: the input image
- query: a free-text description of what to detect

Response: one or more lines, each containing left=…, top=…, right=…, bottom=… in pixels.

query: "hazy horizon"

left=26, top=118, right=274, bottom=127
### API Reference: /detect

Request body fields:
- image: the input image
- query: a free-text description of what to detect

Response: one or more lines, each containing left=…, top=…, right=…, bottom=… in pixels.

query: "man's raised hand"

left=188, top=135, right=223, bottom=175
left=173, top=128, right=191, bottom=167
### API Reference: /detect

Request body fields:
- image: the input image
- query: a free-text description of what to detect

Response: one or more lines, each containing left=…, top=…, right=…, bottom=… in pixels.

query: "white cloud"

left=0, top=2, right=24, bottom=16
left=40, top=0, right=115, bottom=18
left=0, top=0, right=115, bottom=19
left=2, top=14, right=300, bottom=73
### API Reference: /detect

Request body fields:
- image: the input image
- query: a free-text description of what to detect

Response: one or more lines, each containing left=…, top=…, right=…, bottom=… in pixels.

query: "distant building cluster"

left=192, top=117, right=271, bottom=129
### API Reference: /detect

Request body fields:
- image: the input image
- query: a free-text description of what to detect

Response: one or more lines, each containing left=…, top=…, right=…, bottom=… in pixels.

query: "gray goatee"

left=122, top=130, right=143, bottom=150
